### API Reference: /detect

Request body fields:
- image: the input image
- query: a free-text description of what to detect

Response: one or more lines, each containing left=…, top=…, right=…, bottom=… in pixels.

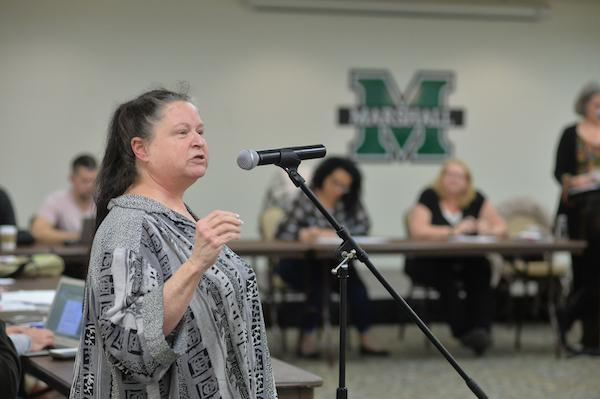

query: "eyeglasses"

left=444, top=171, right=468, bottom=180
left=329, top=178, right=351, bottom=194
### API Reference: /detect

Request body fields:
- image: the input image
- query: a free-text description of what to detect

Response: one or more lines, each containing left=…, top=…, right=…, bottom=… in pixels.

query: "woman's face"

left=321, top=168, right=353, bottom=204
left=584, top=93, right=600, bottom=123
left=441, top=162, right=469, bottom=198
left=144, top=101, right=208, bottom=189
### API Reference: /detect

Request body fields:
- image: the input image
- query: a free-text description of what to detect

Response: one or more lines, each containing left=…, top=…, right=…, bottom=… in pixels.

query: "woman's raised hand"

left=189, top=210, right=242, bottom=273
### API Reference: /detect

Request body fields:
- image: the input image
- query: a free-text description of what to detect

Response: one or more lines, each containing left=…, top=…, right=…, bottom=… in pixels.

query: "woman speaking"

left=70, top=89, right=276, bottom=398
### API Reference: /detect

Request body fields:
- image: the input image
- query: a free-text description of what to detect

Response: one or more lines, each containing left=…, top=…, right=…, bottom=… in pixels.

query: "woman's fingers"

left=211, top=221, right=242, bottom=238
left=190, top=210, right=243, bottom=270
left=201, top=211, right=241, bottom=228
left=219, top=232, right=241, bottom=245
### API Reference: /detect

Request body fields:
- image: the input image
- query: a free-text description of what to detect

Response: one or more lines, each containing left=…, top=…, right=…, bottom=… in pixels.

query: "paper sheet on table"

left=449, top=235, right=498, bottom=244
left=315, top=236, right=390, bottom=245
left=1, top=290, right=55, bottom=305
left=0, top=302, right=40, bottom=312
left=568, top=183, right=600, bottom=196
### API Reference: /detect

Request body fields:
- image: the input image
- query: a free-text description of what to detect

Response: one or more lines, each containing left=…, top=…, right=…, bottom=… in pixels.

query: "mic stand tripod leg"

left=332, top=249, right=355, bottom=399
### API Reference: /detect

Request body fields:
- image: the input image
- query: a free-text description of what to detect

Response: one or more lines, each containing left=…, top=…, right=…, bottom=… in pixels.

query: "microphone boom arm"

left=277, top=160, right=489, bottom=399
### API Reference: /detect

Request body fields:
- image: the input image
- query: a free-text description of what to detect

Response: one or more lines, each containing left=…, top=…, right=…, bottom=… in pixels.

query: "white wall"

left=1, top=0, right=599, bottom=239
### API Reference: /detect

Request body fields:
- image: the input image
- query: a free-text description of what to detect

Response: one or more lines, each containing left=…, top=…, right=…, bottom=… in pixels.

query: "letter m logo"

left=338, top=69, right=464, bottom=162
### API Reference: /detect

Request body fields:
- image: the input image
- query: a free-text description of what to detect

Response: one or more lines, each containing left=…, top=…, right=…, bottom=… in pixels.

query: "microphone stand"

left=275, top=150, right=489, bottom=399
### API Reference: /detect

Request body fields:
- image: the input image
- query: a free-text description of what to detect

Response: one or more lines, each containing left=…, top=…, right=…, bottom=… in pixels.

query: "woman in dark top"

left=407, top=159, right=506, bottom=355
left=554, top=82, right=600, bottom=353
left=0, top=187, right=17, bottom=226
left=276, top=157, right=387, bottom=357
left=0, top=187, right=34, bottom=246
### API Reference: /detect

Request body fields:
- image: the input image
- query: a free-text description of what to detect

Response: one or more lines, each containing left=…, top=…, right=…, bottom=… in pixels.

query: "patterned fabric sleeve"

left=275, top=194, right=309, bottom=241
left=345, top=201, right=371, bottom=236
left=93, top=246, right=187, bottom=383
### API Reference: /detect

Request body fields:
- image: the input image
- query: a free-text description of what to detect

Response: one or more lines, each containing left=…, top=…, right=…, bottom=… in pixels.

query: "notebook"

left=44, top=277, right=85, bottom=348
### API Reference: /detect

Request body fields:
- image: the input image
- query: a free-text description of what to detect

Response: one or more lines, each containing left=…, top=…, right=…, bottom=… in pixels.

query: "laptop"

left=64, top=217, right=95, bottom=246
left=79, top=217, right=95, bottom=245
left=44, top=276, right=85, bottom=348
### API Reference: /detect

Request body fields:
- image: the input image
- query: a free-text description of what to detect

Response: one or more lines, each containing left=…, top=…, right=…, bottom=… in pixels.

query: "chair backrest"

left=404, top=208, right=413, bottom=238
left=496, top=197, right=551, bottom=238
left=259, top=207, right=286, bottom=241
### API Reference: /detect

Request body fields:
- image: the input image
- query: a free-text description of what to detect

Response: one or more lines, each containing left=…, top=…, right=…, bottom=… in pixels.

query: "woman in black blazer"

left=554, top=82, right=600, bottom=353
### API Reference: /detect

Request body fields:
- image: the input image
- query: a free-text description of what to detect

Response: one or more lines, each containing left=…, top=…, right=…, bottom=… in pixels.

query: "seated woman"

left=406, top=159, right=507, bottom=355
left=275, top=157, right=387, bottom=358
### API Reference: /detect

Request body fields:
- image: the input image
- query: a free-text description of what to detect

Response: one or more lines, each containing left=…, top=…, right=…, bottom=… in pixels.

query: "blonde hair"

left=431, top=159, right=476, bottom=209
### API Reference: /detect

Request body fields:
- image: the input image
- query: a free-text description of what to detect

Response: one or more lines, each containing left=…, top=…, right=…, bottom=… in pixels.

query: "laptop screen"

left=45, top=277, right=85, bottom=343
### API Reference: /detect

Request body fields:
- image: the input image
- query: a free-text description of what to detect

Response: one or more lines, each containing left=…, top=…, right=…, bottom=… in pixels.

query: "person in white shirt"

left=31, top=154, right=97, bottom=244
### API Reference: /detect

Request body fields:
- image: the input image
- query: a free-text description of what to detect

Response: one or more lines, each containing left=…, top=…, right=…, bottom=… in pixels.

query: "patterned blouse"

left=70, top=195, right=276, bottom=399
left=576, top=134, right=600, bottom=174
left=275, top=192, right=370, bottom=241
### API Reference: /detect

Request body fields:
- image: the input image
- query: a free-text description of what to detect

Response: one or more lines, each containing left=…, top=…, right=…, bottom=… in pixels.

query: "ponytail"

left=95, top=89, right=190, bottom=229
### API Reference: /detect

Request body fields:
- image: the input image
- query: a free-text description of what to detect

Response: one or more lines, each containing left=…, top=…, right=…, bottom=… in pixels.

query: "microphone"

left=237, top=145, right=326, bottom=170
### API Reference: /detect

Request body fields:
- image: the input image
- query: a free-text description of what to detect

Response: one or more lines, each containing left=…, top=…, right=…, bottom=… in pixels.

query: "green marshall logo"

left=338, top=69, right=465, bottom=162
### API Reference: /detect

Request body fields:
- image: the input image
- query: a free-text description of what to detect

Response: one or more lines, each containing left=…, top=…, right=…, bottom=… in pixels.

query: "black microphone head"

left=237, top=149, right=260, bottom=170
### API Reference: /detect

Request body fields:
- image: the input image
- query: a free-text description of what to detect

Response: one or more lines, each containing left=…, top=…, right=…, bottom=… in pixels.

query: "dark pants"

left=276, top=258, right=372, bottom=334
left=405, top=256, right=493, bottom=339
left=565, top=192, right=600, bottom=348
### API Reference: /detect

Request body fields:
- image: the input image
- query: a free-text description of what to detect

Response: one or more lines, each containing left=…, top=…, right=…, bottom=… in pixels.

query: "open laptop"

left=44, top=276, right=85, bottom=348
left=64, top=217, right=95, bottom=246
left=79, top=217, right=95, bottom=245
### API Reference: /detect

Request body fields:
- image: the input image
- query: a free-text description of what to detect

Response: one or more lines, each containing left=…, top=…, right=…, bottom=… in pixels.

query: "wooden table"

left=5, top=276, right=60, bottom=291
left=228, top=239, right=587, bottom=359
left=1, top=244, right=89, bottom=260
left=229, top=238, right=586, bottom=257
left=21, top=356, right=322, bottom=399
left=4, top=239, right=588, bottom=356
left=8, top=276, right=322, bottom=397
left=1, top=238, right=586, bottom=260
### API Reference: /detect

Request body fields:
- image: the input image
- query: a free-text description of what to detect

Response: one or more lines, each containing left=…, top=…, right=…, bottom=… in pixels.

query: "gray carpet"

left=268, top=324, right=600, bottom=399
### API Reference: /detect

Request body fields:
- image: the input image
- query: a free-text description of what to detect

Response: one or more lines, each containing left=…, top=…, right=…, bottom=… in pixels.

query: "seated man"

left=31, top=154, right=97, bottom=244
left=0, top=320, right=21, bottom=398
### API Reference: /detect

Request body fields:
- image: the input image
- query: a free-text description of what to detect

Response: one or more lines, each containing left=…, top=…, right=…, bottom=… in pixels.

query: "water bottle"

left=554, top=214, right=569, bottom=240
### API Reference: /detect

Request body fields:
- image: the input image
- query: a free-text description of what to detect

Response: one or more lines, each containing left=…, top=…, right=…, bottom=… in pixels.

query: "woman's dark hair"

left=95, top=89, right=191, bottom=228
left=310, top=156, right=363, bottom=213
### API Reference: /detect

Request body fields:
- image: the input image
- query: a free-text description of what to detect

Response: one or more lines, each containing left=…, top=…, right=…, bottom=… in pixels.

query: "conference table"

left=3, top=244, right=90, bottom=263
left=20, top=356, right=322, bottom=399
left=3, top=277, right=322, bottom=398
left=1, top=237, right=586, bottom=259
left=3, top=238, right=588, bottom=397
left=228, top=238, right=586, bottom=257
left=1, top=238, right=589, bottom=357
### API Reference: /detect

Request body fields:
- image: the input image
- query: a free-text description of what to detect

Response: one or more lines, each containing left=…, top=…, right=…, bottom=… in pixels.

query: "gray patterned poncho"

left=70, top=194, right=276, bottom=399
